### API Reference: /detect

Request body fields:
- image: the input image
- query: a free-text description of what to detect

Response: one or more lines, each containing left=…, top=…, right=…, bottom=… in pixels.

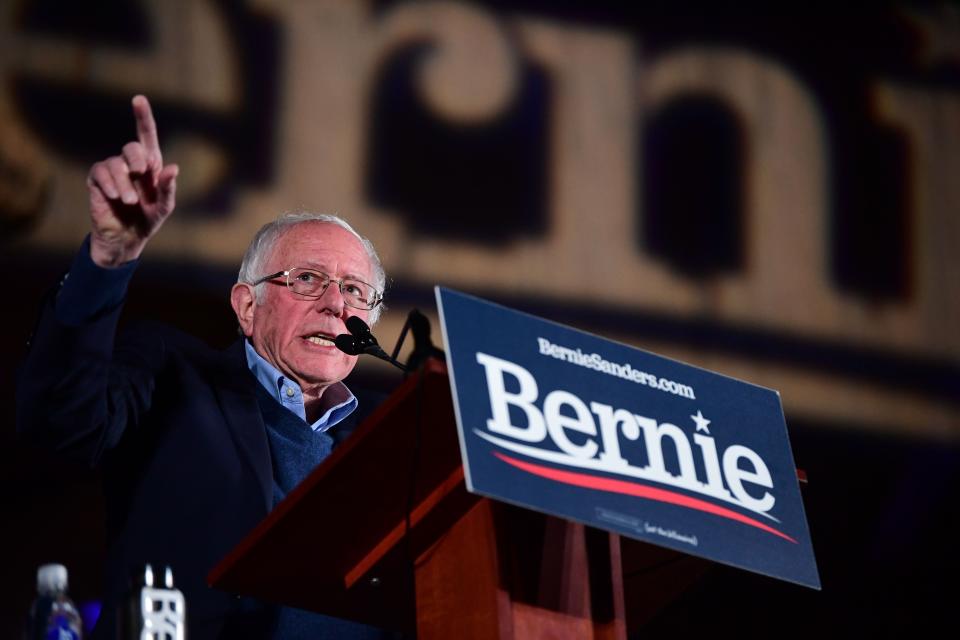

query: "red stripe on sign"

left=493, top=451, right=797, bottom=544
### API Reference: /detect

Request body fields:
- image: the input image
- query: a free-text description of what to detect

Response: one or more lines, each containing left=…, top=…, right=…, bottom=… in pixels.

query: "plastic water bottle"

left=27, top=563, right=83, bottom=640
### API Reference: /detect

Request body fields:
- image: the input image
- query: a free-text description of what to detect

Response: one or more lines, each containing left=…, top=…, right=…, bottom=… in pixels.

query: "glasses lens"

left=288, top=269, right=329, bottom=297
left=340, top=279, right=378, bottom=309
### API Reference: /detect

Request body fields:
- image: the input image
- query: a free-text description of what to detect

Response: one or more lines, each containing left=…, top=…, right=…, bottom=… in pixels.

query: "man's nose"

left=314, top=281, right=346, bottom=316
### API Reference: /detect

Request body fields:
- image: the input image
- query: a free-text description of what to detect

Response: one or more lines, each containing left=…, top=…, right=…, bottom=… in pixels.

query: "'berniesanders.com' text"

left=537, top=337, right=696, bottom=399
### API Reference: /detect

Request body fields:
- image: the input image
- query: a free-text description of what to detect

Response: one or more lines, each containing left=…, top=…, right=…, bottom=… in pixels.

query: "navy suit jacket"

left=17, top=291, right=378, bottom=639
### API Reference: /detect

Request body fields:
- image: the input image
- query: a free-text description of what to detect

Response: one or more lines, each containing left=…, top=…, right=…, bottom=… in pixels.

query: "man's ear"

left=230, top=283, right=256, bottom=337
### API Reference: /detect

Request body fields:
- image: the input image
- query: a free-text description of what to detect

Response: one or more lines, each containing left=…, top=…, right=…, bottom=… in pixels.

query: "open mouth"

left=303, top=333, right=336, bottom=346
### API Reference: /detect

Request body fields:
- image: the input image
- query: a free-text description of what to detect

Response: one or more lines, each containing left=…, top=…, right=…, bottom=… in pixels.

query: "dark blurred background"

left=2, top=0, right=958, bottom=636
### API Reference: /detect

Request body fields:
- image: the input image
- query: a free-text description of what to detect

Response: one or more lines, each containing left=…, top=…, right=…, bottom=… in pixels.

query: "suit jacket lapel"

left=206, top=344, right=388, bottom=513
left=210, top=341, right=273, bottom=514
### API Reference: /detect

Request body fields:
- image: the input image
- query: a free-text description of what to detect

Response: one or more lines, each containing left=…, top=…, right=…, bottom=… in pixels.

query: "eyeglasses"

left=252, top=268, right=382, bottom=310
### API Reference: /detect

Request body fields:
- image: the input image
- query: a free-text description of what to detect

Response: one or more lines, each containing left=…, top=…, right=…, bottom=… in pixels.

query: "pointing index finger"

left=132, top=95, right=161, bottom=157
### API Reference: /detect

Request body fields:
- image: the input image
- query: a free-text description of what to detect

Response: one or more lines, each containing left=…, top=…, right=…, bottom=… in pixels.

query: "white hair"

left=237, top=212, right=386, bottom=323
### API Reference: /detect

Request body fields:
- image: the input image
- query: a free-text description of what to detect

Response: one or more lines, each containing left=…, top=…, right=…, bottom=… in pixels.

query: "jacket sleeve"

left=15, top=238, right=164, bottom=466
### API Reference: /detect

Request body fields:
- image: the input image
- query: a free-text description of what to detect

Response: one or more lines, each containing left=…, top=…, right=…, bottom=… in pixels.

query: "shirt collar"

left=244, top=339, right=357, bottom=432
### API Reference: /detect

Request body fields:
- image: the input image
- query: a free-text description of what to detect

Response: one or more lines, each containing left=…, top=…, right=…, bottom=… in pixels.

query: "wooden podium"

left=208, top=358, right=705, bottom=638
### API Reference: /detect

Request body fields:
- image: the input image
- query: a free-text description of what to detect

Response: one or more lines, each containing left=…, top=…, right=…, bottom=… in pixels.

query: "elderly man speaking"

left=17, top=96, right=399, bottom=639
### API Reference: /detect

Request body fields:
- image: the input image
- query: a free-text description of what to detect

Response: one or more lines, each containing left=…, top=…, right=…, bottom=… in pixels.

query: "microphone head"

left=334, top=333, right=362, bottom=355
left=346, top=315, right=372, bottom=337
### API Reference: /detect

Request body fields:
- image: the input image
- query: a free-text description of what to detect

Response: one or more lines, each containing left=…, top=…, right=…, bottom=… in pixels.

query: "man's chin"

left=293, top=362, right=356, bottom=390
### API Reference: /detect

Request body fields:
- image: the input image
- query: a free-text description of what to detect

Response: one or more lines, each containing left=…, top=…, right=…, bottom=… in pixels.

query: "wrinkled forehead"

left=267, top=221, right=373, bottom=279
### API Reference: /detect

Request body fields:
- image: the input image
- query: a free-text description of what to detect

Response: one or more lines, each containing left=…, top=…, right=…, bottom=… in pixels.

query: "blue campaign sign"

left=435, top=287, right=820, bottom=589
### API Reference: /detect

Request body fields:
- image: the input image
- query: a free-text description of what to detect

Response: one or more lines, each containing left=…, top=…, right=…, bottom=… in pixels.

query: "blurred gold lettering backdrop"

left=2, top=0, right=957, bottom=634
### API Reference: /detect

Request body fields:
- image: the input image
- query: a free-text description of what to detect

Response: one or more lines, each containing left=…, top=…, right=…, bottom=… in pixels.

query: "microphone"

left=335, top=317, right=408, bottom=371
left=333, top=333, right=363, bottom=356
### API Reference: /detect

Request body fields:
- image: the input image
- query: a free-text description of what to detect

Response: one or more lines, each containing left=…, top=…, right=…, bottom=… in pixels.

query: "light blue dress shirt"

left=243, top=340, right=357, bottom=432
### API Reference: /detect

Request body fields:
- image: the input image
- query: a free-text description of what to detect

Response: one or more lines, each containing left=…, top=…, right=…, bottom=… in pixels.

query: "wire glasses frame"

left=252, top=268, right=382, bottom=310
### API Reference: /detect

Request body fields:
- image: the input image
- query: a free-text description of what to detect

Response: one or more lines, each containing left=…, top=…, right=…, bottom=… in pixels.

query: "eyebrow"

left=299, top=262, right=372, bottom=283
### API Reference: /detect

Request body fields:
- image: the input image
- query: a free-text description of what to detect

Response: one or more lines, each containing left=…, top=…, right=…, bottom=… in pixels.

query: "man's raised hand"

left=86, top=95, right=178, bottom=267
